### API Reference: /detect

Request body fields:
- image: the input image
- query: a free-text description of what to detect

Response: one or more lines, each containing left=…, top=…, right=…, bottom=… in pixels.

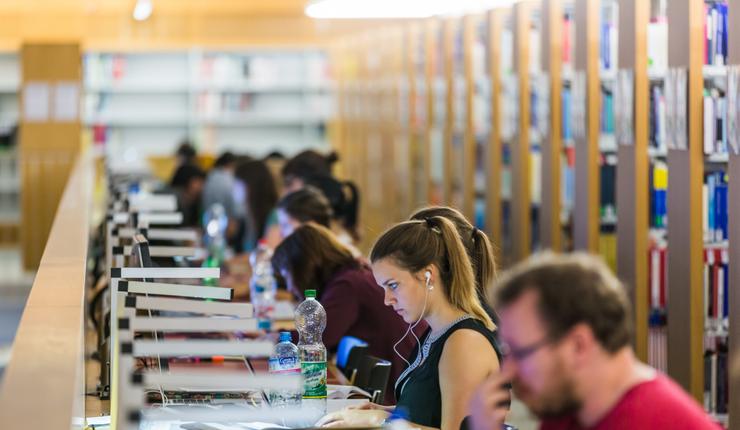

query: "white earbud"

left=426, top=271, right=433, bottom=290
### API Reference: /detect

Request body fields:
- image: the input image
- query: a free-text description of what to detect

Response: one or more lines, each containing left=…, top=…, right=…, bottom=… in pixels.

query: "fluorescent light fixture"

left=305, top=0, right=521, bottom=19
left=133, top=0, right=152, bottom=21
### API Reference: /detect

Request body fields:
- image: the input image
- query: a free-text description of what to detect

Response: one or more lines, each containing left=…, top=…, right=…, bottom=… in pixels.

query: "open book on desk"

left=328, top=385, right=371, bottom=400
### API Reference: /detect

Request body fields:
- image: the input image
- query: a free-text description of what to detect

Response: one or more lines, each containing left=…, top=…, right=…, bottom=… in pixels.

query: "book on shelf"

left=562, top=13, right=573, bottom=73
left=599, top=88, right=614, bottom=135
left=562, top=87, right=573, bottom=140
left=599, top=3, right=618, bottom=72
left=647, top=17, right=668, bottom=71
left=703, top=2, right=728, bottom=67
left=561, top=146, right=575, bottom=219
left=704, top=341, right=729, bottom=415
left=649, top=84, right=667, bottom=150
left=703, top=170, right=728, bottom=243
left=649, top=161, right=667, bottom=229
left=703, top=87, right=728, bottom=155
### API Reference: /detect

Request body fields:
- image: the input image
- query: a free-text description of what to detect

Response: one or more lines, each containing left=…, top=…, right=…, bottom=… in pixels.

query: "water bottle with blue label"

left=269, top=332, right=301, bottom=408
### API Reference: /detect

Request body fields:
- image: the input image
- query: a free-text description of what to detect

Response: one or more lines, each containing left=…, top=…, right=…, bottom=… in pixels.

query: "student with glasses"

left=469, top=252, right=722, bottom=430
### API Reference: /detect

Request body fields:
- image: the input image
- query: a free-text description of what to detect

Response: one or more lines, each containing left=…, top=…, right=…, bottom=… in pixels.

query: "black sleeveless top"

left=393, top=316, right=503, bottom=428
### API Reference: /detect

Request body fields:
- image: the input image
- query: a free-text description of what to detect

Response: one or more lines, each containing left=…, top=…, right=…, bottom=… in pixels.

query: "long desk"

left=0, top=153, right=95, bottom=429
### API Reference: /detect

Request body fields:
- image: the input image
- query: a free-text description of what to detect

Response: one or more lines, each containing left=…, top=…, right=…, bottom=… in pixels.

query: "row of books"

left=703, top=88, right=729, bottom=155
left=599, top=3, right=618, bottom=72
left=647, top=18, right=668, bottom=71
left=649, top=161, right=668, bottom=229
left=649, top=84, right=668, bottom=151
left=704, top=345, right=729, bottom=415
left=196, top=55, right=331, bottom=87
left=600, top=157, right=616, bottom=221
left=704, top=2, right=729, bottom=67
left=599, top=89, right=614, bottom=135
left=703, top=170, right=728, bottom=243
left=83, top=54, right=126, bottom=85
left=703, top=247, right=729, bottom=326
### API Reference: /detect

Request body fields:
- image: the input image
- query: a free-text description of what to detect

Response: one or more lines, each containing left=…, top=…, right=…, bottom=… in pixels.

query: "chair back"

left=352, top=356, right=392, bottom=404
left=336, top=336, right=369, bottom=383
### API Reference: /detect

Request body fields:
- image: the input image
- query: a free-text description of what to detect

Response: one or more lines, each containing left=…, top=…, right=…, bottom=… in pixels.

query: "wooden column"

left=666, top=0, right=705, bottom=402
left=540, top=0, right=563, bottom=251
left=462, top=15, right=477, bottom=220
left=487, top=9, right=508, bottom=249
left=443, top=19, right=455, bottom=205
left=20, top=43, right=81, bottom=270
left=573, top=0, right=600, bottom=253
left=616, top=0, right=649, bottom=363
left=424, top=20, right=435, bottom=207
left=511, top=2, right=535, bottom=262
left=727, top=0, right=740, bottom=424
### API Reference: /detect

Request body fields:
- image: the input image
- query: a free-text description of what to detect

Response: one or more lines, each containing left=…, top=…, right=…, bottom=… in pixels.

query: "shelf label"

left=23, top=82, right=49, bottom=122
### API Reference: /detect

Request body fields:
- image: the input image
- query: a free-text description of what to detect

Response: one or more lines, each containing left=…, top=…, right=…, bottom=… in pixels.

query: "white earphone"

left=425, top=271, right=433, bottom=290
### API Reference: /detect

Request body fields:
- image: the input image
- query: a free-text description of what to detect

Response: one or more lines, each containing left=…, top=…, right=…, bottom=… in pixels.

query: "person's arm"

left=317, top=330, right=500, bottom=430
left=438, top=329, right=500, bottom=430
left=319, top=278, right=360, bottom=350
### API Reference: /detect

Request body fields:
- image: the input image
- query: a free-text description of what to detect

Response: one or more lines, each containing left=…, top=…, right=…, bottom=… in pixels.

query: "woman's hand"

left=315, top=410, right=390, bottom=428
left=342, top=401, right=392, bottom=411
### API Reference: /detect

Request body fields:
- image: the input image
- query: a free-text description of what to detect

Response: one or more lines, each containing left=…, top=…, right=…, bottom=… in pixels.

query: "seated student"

left=272, top=224, right=426, bottom=405
left=234, top=159, right=280, bottom=252
left=276, top=187, right=362, bottom=257
left=203, top=152, right=245, bottom=245
left=410, top=207, right=499, bottom=323
left=302, top=174, right=361, bottom=246
left=169, top=164, right=206, bottom=227
left=317, top=216, right=502, bottom=430
left=275, top=187, right=333, bottom=238
left=468, top=252, right=723, bottom=430
left=281, top=150, right=339, bottom=195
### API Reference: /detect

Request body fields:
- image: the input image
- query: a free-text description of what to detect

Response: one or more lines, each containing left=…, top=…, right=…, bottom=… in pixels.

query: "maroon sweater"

left=311, top=264, right=428, bottom=405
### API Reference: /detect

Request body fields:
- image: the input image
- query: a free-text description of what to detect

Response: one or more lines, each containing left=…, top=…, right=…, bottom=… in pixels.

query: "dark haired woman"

left=317, top=216, right=503, bottom=430
left=410, top=206, right=499, bottom=323
left=234, top=159, right=280, bottom=252
left=281, top=150, right=339, bottom=194
left=272, top=224, right=426, bottom=405
left=276, top=187, right=333, bottom=238
left=302, top=174, right=360, bottom=245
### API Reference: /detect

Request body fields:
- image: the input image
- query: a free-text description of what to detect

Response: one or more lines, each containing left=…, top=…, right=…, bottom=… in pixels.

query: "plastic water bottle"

left=250, top=240, right=276, bottom=329
left=269, top=332, right=301, bottom=409
left=295, top=290, right=327, bottom=417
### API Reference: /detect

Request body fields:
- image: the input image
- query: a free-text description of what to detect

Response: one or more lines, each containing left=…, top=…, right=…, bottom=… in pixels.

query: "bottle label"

left=301, top=361, right=327, bottom=399
left=269, top=357, right=301, bottom=375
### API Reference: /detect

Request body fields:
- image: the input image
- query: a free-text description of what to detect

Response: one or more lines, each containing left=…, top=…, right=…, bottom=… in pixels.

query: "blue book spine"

left=717, top=183, right=728, bottom=241
left=708, top=174, right=716, bottom=235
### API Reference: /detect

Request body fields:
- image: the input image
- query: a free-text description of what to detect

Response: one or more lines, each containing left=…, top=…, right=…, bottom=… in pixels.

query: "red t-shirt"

left=540, top=374, right=723, bottom=430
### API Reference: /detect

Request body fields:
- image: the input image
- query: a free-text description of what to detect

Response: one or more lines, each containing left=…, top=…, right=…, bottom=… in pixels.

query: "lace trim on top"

left=395, top=314, right=474, bottom=394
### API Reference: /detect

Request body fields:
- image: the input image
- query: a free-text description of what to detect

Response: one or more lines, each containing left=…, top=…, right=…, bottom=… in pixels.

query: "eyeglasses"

left=500, top=336, right=556, bottom=362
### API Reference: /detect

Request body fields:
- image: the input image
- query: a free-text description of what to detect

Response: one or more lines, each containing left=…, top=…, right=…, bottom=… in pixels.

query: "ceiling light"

left=133, top=0, right=152, bottom=21
left=305, top=0, right=521, bottom=19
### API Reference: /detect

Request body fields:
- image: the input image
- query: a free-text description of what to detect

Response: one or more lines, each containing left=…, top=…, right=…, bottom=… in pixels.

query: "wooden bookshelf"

left=462, top=15, right=477, bottom=221
left=573, top=0, right=600, bottom=254
left=511, top=1, right=536, bottom=262
left=443, top=19, right=455, bottom=205
left=540, top=0, right=563, bottom=252
left=666, top=0, right=705, bottom=402
left=727, top=0, right=740, bottom=424
left=486, top=8, right=508, bottom=251
left=615, top=0, right=649, bottom=364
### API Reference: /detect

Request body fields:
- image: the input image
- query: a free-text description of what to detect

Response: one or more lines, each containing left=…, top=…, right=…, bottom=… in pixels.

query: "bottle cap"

left=305, top=290, right=316, bottom=298
left=280, top=332, right=291, bottom=342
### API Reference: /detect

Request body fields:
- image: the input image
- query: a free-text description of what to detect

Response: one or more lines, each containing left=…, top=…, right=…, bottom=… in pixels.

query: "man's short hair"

left=494, top=252, right=632, bottom=353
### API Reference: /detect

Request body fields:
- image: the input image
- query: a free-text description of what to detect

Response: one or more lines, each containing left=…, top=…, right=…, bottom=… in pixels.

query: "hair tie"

left=472, top=227, right=478, bottom=239
left=425, top=217, right=434, bottom=228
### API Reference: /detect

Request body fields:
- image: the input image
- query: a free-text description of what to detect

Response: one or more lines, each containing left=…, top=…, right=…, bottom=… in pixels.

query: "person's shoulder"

left=617, top=374, right=723, bottom=429
left=539, top=416, right=578, bottom=430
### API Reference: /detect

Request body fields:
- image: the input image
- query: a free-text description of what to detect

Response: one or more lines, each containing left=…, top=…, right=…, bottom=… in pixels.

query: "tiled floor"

left=0, top=248, right=35, bottom=386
